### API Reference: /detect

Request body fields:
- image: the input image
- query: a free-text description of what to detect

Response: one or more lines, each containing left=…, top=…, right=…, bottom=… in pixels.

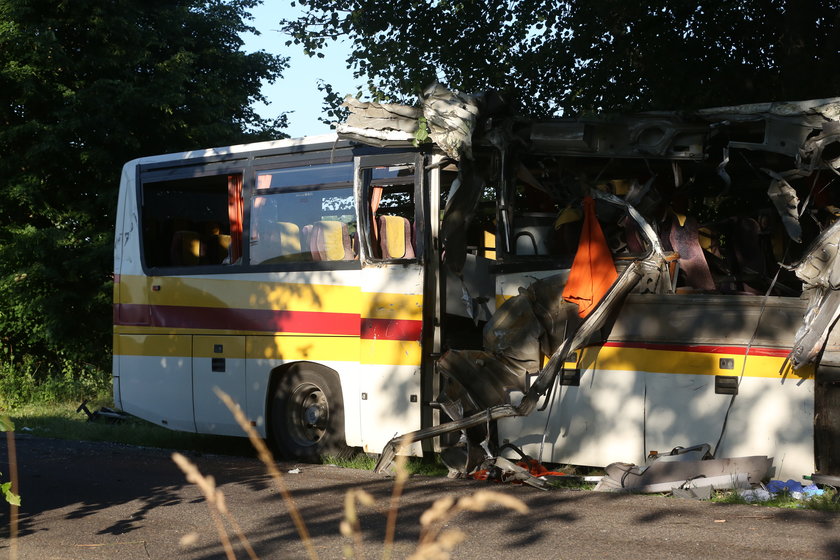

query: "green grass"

left=5, top=399, right=255, bottom=457
left=5, top=400, right=448, bottom=476
left=712, top=488, right=840, bottom=511
left=323, top=452, right=449, bottom=477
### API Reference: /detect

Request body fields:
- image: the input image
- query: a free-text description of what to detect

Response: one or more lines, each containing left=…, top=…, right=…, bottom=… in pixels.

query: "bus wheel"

left=271, top=365, right=348, bottom=462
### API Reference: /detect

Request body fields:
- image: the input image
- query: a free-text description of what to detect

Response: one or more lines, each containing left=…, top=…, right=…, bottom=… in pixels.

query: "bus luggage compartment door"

left=193, top=335, right=247, bottom=436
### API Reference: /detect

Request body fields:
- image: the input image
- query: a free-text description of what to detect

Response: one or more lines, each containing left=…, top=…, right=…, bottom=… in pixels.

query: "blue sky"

left=241, top=2, right=357, bottom=138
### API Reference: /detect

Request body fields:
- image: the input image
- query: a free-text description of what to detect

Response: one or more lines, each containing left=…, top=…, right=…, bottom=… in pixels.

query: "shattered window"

left=364, top=163, right=418, bottom=261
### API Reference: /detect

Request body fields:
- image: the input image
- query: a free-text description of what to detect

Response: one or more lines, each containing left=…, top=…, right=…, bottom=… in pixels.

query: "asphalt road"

left=2, top=435, right=840, bottom=560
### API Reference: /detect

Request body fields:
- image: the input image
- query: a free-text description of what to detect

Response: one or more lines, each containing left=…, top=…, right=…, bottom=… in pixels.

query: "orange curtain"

left=562, top=196, right=618, bottom=318
left=227, top=174, right=243, bottom=263
left=369, top=185, right=383, bottom=257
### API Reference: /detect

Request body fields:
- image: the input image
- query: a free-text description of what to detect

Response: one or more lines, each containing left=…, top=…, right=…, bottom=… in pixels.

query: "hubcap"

left=287, top=382, right=329, bottom=446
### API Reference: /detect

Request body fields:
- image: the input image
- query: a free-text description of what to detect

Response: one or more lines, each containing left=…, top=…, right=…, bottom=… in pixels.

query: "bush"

left=0, top=354, right=110, bottom=409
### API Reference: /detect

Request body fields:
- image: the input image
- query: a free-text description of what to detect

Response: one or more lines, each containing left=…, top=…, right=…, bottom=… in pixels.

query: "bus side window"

left=252, top=164, right=356, bottom=264
left=141, top=174, right=241, bottom=269
left=250, top=193, right=312, bottom=264
left=365, top=164, right=417, bottom=261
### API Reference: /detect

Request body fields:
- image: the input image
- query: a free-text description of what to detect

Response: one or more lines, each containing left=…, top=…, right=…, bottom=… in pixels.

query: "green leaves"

left=1, top=480, right=20, bottom=507
left=1, top=0, right=288, bottom=374
left=0, top=416, right=19, bottom=506
left=413, top=116, right=430, bottom=146
left=285, top=0, right=840, bottom=117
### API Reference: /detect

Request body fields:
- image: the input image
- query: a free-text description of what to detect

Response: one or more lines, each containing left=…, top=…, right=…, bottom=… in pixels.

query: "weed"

left=712, top=487, right=840, bottom=511
left=322, top=452, right=449, bottom=477
left=169, top=389, right=530, bottom=560
left=6, top=401, right=255, bottom=456
left=0, top=357, right=110, bottom=409
left=2, top=415, right=19, bottom=560
left=322, top=453, right=378, bottom=470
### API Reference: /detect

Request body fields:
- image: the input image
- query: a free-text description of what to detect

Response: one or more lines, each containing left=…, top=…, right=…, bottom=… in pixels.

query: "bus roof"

left=123, top=133, right=340, bottom=169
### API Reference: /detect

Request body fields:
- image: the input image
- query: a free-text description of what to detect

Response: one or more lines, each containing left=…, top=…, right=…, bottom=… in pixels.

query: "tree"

left=283, top=0, right=840, bottom=117
left=0, top=0, right=287, bottom=378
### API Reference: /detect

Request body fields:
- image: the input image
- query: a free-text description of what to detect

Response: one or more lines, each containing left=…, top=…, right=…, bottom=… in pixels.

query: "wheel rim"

left=285, top=382, right=329, bottom=447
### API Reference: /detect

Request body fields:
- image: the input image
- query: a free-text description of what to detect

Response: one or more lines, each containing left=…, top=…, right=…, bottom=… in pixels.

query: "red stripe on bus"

left=602, top=341, right=790, bottom=358
left=115, top=304, right=359, bottom=336
left=115, top=304, right=424, bottom=341
left=360, top=318, right=423, bottom=341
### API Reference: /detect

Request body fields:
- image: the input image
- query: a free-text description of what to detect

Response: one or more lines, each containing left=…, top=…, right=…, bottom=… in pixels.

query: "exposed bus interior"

left=348, top=93, right=840, bottom=478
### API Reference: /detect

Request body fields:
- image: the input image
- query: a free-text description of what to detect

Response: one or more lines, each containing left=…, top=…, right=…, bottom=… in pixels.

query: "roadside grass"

left=712, top=488, right=840, bottom=511
left=323, top=452, right=449, bottom=477
left=5, top=399, right=255, bottom=457
left=5, top=399, right=448, bottom=475
left=547, top=477, right=597, bottom=491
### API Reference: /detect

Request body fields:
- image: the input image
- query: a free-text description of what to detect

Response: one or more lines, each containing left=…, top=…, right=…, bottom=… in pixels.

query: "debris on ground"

left=593, top=443, right=772, bottom=494
left=76, top=400, right=129, bottom=423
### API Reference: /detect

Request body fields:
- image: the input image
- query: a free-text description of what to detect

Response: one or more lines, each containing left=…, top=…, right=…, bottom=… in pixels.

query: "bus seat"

left=378, top=215, right=415, bottom=259
left=667, top=214, right=715, bottom=291
left=170, top=230, right=202, bottom=266
left=301, top=224, right=313, bottom=259
left=309, top=220, right=355, bottom=261
left=276, top=222, right=301, bottom=256
left=260, top=222, right=303, bottom=263
left=205, top=234, right=231, bottom=264
left=200, top=221, right=222, bottom=236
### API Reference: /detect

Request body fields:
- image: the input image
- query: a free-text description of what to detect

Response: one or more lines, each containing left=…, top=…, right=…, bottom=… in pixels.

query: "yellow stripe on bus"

left=578, top=345, right=814, bottom=380
left=361, top=339, right=422, bottom=366
left=248, top=336, right=360, bottom=362
left=360, top=292, right=423, bottom=321
left=117, top=275, right=361, bottom=314
left=116, top=333, right=421, bottom=366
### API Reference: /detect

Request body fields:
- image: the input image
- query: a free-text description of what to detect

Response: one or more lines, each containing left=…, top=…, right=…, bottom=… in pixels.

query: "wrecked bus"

left=113, top=90, right=840, bottom=481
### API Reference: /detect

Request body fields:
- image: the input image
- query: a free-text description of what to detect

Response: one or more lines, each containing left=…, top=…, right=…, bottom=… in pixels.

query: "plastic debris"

left=766, top=479, right=804, bottom=494
left=739, top=480, right=826, bottom=502
left=803, top=484, right=825, bottom=498
left=739, top=488, right=772, bottom=503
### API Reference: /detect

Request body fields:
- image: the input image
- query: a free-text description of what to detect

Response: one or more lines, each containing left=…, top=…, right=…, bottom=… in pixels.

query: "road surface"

left=1, top=435, right=840, bottom=559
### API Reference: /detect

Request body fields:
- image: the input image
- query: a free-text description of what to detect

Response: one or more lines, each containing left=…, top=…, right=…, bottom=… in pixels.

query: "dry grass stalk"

left=409, top=490, right=529, bottom=560
left=172, top=452, right=261, bottom=559
left=214, top=388, right=319, bottom=560
left=341, top=488, right=375, bottom=558
left=172, top=452, right=239, bottom=560
left=4, top=419, right=19, bottom=560
left=381, top=433, right=413, bottom=560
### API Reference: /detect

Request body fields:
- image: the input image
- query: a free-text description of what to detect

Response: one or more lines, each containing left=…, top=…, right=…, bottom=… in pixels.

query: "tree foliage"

left=284, top=0, right=840, bottom=116
left=0, top=0, right=287, bottom=374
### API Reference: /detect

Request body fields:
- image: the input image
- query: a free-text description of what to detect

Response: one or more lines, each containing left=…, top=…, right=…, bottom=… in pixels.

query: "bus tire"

left=270, top=364, right=349, bottom=462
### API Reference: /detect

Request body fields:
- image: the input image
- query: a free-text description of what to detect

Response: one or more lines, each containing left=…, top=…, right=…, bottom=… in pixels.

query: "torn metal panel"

left=764, top=169, right=803, bottom=242
left=594, top=453, right=772, bottom=493
left=696, top=99, right=840, bottom=157
left=788, top=219, right=840, bottom=369
left=440, top=158, right=489, bottom=275
left=799, top=120, right=840, bottom=174
left=421, top=83, right=481, bottom=160
left=374, top=255, right=659, bottom=473
left=335, top=96, right=420, bottom=147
